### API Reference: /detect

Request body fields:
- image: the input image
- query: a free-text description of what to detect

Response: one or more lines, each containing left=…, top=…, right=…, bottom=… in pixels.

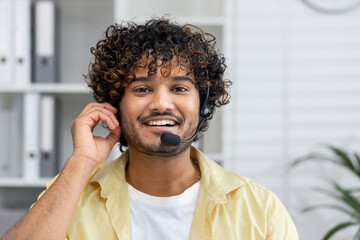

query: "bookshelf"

left=0, top=83, right=89, bottom=93
left=0, top=0, right=232, bottom=234
left=0, top=178, right=51, bottom=188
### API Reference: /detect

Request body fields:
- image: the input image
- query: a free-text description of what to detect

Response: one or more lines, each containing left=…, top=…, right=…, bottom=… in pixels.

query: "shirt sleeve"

left=266, top=199, right=299, bottom=240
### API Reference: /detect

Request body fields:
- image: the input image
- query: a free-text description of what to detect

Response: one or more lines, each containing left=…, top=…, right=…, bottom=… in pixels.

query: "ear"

left=199, top=87, right=213, bottom=121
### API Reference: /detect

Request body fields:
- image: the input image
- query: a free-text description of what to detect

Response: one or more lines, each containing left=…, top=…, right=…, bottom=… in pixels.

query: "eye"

left=173, top=86, right=189, bottom=93
left=134, top=87, right=151, bottom=93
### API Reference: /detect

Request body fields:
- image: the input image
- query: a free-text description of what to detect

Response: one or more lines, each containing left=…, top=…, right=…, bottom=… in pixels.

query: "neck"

left=125, top=146, right=200, bottom=197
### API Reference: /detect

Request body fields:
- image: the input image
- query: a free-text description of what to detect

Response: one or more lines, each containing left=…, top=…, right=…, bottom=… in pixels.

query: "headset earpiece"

left=200, top=104, right=213, bottom=120
left=200, top=87, right=213, bottom=121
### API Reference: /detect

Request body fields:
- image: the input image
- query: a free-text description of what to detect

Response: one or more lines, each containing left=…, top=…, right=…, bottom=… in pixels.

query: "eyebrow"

left=172, top=76, right=194, bottom=84
left=130, top=76, right=195, bottom=84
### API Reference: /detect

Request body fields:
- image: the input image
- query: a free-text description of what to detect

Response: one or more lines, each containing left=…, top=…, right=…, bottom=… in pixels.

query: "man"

left=2, top=18, right=299, bottom=239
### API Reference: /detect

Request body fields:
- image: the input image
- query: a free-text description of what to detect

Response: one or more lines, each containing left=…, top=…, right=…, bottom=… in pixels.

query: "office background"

left=1, top=0, right=360, bottom=239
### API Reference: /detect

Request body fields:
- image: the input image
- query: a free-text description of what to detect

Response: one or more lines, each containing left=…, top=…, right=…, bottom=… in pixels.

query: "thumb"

left=106, top=126, right=121, bottom=147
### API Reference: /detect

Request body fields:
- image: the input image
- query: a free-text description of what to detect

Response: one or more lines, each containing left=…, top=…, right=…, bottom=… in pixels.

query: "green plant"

left=292, top=145, right=360, bottom=240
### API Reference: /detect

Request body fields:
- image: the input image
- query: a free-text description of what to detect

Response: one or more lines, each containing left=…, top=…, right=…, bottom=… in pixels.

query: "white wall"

left=223, top=0, right=360, bottom=239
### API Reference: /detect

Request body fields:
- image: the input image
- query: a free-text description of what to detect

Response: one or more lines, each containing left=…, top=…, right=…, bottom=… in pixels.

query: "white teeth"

left=147, top=120, right=176, bottom=126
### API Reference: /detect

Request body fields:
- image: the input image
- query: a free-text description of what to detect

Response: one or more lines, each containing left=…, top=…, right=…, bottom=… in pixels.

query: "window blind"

left=223, top=1, right=360, bottom=238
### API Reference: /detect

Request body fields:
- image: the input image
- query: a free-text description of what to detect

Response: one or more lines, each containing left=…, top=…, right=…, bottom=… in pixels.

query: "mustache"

left=138, top=111, right=184, bottom=124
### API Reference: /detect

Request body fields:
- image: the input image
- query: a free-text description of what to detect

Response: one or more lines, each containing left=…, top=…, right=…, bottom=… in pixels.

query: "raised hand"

left=70, top=102, right=121, bottom=168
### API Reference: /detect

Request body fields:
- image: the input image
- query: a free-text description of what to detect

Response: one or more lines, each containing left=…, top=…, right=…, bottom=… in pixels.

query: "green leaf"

left=291, top=144, right=360, bottom=239
left=326, top=145, right=357, bottom=175
left=312, top=186, right=340, bottom=200
left=310, top=183, right=360, bottom=219
left=291, top=153, right=338, bottom=167
left=291, top=145, right=360, bottom=178
left=346, top=187, right=360, bottom=193
left=322, top=221, right=358, bottom=240
left=355, top=153, right=360, bottom=176
left=301, top=204, right=360, bottom=220
left=332, top=182, right=360, bottom=215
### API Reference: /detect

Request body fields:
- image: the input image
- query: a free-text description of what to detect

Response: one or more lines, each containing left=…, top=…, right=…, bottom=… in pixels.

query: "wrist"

left=64, top=154, right=100, bottom=177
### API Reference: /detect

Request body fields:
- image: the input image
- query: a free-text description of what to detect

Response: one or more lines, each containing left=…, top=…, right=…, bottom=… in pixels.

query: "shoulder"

left=226, top=174, right=298, bottom=239
left=233, top=174, right=280, bottom=202
left=219, top=171, right=283, bottom=214
left=215, top=172, right=298, bottom=239
left=195, top=147, right=279, bottom=205
left=193, top=146, right=282, bottom=207
left=194, top=148, right=296, bottom=235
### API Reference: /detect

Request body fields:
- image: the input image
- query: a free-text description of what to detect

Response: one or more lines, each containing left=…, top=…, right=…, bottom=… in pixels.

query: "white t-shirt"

left=127, top=181, right=200, bottom=240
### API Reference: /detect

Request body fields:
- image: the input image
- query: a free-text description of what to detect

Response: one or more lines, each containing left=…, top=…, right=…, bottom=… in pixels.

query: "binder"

left=34, top=0, right=56, bottom=83
left=0, top=0, right=13, bottom=84
left=14, top=0, right=32, bottom=85
left=40, top=95, right=57, bottom=177
left=0, top=95, right=22, bottom=178
left=0, top=95, right=11, bottom=177
left=23, top=93, right=41, bottom=180
left=9, top=96, right=23, bottom=177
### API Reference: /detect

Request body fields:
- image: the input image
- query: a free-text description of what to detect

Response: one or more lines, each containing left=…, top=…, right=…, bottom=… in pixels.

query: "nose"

left=148, top=86, right=175, bottom=112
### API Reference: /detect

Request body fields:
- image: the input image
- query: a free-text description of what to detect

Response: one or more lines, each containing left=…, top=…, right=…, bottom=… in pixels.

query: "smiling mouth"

left=144, top=120, right=178, bottom=127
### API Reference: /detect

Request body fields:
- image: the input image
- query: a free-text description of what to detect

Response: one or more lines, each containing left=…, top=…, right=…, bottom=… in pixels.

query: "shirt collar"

left=90, top=150, right=129, bottom=199
left=90, top=146, right=244, bottom=202
left=191, top=146, right=244, bottom=204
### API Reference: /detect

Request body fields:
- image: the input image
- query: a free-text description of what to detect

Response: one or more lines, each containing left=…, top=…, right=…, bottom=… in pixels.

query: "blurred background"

left=1, top=0, right=360, bottom=239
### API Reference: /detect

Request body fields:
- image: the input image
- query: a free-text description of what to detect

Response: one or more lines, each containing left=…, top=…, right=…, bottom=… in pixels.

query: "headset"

left=161, top=86, right=213, bottom=146
left=199, top=86, right=213, bottom=122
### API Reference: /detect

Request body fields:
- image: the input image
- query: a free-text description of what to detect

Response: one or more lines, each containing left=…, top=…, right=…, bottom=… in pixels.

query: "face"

left=119, top=63, right=200, bottom=157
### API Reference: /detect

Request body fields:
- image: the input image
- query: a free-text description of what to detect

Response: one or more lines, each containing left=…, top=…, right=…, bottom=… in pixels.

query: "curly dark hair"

left=86, top=18, right=231, bottom=151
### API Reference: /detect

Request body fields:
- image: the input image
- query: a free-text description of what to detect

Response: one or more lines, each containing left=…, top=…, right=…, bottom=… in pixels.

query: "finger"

left=102, top=102, right=118, bottom=114
left=81, top=102, right=118, bottom=117
left=106, top=126, right=121, bottom=147
left=90, top=119, right=100, bottom=132
left=79, top=110, right=118, bottom=131
left=80, top=102, right=104, bottom=114
left=96, top=111, right=118, bottom=130
left=83, top=107, right=119, bottom=129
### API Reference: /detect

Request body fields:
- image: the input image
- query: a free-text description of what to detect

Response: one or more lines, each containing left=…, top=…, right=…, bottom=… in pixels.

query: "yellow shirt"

left=42, top=147, right=299, bottom=239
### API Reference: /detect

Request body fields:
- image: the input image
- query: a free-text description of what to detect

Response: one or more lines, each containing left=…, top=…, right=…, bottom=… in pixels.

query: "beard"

left=120, top=113, right=198, bottom=157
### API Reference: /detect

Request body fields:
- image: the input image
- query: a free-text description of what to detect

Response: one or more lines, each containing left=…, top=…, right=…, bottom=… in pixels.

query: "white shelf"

left=0, top=83, right=90, bottom=94
left=0, top=178, right=51, bottom=188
